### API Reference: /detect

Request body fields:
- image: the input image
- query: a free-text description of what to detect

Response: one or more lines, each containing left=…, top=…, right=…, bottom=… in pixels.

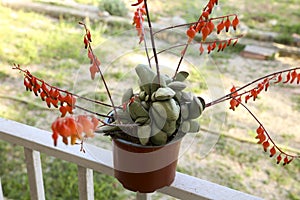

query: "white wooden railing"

left=0, top=118, right=263, bottom=200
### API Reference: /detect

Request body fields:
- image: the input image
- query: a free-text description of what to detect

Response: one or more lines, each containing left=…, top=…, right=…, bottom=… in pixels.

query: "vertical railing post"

left=136, top=192, right=152, bottom=200
left=24, top=148, right=45, bottom=200
left=78, top=165, right=94, bottom=200
left=0, top=178, right=4, bottom=200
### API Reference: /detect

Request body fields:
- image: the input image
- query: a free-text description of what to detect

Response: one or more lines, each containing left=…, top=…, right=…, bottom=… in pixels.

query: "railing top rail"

left=0, top=118, right=113, bottom=175
left=0, top=118, right=262, bottom=200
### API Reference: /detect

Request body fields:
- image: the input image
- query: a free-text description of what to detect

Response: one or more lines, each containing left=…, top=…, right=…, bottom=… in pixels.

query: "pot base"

left=114, top=161, right=177, bottom=193
left=113, top=138, right=181, bottom=193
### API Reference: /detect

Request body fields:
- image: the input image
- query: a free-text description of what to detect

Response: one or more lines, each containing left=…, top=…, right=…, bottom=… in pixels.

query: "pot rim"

left=113, top=131, right=186, bottom=148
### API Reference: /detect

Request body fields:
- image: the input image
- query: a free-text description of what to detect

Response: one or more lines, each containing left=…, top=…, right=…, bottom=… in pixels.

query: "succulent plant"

left=99, top=64, right=205, bottom=145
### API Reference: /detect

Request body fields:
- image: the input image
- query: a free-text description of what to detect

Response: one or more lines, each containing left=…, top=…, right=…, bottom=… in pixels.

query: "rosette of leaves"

left=99, top=64, right=205, bottom=146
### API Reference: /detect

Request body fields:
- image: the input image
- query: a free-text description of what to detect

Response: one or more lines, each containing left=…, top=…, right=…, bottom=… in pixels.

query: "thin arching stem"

left=12, top=64, right=115, bottom=109
left=137, top=8, right=152, bottom=68
left=153, top=14, right=237, bottom=36
left=79, top=22, right=119, bottom=121
left=237, top=100, right=299, bottom=159
left=144, top=0, right=160, bottom=85
left=206, top=67, right=300, bottom=108
left=75, top=105, right=112, bottom=118
left=150, top=35, right=243, bottom=60
left=173, top=44, right=188, bottom=78
left=172, top=1, right=225, bottom=77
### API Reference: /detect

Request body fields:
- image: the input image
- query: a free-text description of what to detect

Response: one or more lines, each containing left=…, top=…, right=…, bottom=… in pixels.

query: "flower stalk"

left=79, top=21, right=119, bottom=121
left=143, top=0, right=160, bottom=85
left=206, top=67, right=300, bottom=108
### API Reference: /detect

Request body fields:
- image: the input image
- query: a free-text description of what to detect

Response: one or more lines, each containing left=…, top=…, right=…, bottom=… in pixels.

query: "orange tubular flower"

left=132, top=5, right=146, bottom=44
left=290, top=70, right=297, bottom=83
left=225, top=69, right=300, bottom=165
left=87, top=46, right=101, bottom=81
left=224, top=17, right=231, bottom=32
left=187, top=27, right=196, bottom=40
left=207, top=20, right=215, bottom=34
left=51, top=115, right=98, bottom=146
left=232, top=16, right=239, bottom=30
left=216, top=20, right=224, bottom=34
left=201, top=25, right=210, bottom=41
left=199, top=43, right=204, bottom=55
left=269, top=146, right=276, bottom=157
left=13, top=65, right=77, bottom=118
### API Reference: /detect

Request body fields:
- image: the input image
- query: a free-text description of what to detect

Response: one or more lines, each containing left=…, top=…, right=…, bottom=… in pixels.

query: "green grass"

left=0, top=5, right=104, bottom=65
left=99, top=0, right=128, bottom=17
left=149, top=0, right=300, bottom=46
left=0, top=5, right=126, bottom=200
left=229, top=0, right=299, bottom=32
left=274, top=34, right=295, bottom=46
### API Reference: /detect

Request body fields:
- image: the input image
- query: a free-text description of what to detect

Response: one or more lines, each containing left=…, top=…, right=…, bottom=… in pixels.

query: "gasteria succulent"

left=99, top=64, right=205, bottom=146
left=13, top=0, right=299, bottom=165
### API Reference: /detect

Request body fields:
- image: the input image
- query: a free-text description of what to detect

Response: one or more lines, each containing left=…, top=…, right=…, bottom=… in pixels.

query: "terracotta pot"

left=113, top=138, right=182, bottom=193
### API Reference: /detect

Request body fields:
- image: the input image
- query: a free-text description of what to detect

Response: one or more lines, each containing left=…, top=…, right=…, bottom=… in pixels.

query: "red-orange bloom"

left=207, top=44, right=212, bottom=54
left=250, top=89, right=258, bottom=101
left=15, top=65, right=76, bottom=117
left=229, top=99, right=238, bottom=111
left=211, top=42, right=217, bottom=50
left=283, top=156, right=289, bottom=166
left=90, top=59, right=101, bottom=80
left=264, top=80, right=270, bottom=91
left=51, top=115, right=98, bottom=146
left=230, top=86, right=238, bottom=97
left=221, top=42, right=227, bottom=51
left=290, top=70, right=298, bottom=83
left=86, top=29, right=92, bottom=42
left=187, top=27, right=196, bottom=40
left=256, top=126, right=264, bottom=135
left=274, top=73, right=282, bottom=83
left=202, top=11, right=209, bottom=19
left=232, top=16, right=239, bottom=30
left=216, top=20, right=224, bottom=34
left=226, top=68, right=300, bottom=165
left=256, top=132, right=266, bottom=144
left=269, top=146, right=276, bottom=157
left=224, top=17, right=231, bottom=32
left=201, top=25, right=210, bottom=41
left=283, top=71, right=291, bottom=83
left=195, top=20, right=206, bottom=32
left=297, top=73, right=300, bottom=84
left=227, top=39, right=232, bottom=46
left=84, top=36, right=89, bottom=49
left=207, top=20, right=215, bottom=34
left=262, top=140, right=270, bottom=152
left=217, top=42, right=223, bottom=52
left=199, top=43, right=204, bottom=55
left=132, top=6, right=146, bottom=43
left=87, top=49, right=101, bottom=80
left=276, top=154, right=282, bottom=164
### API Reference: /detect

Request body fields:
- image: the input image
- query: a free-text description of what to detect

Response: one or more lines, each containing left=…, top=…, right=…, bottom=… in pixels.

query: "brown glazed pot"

left=113, top=138, right=182, bottom=193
